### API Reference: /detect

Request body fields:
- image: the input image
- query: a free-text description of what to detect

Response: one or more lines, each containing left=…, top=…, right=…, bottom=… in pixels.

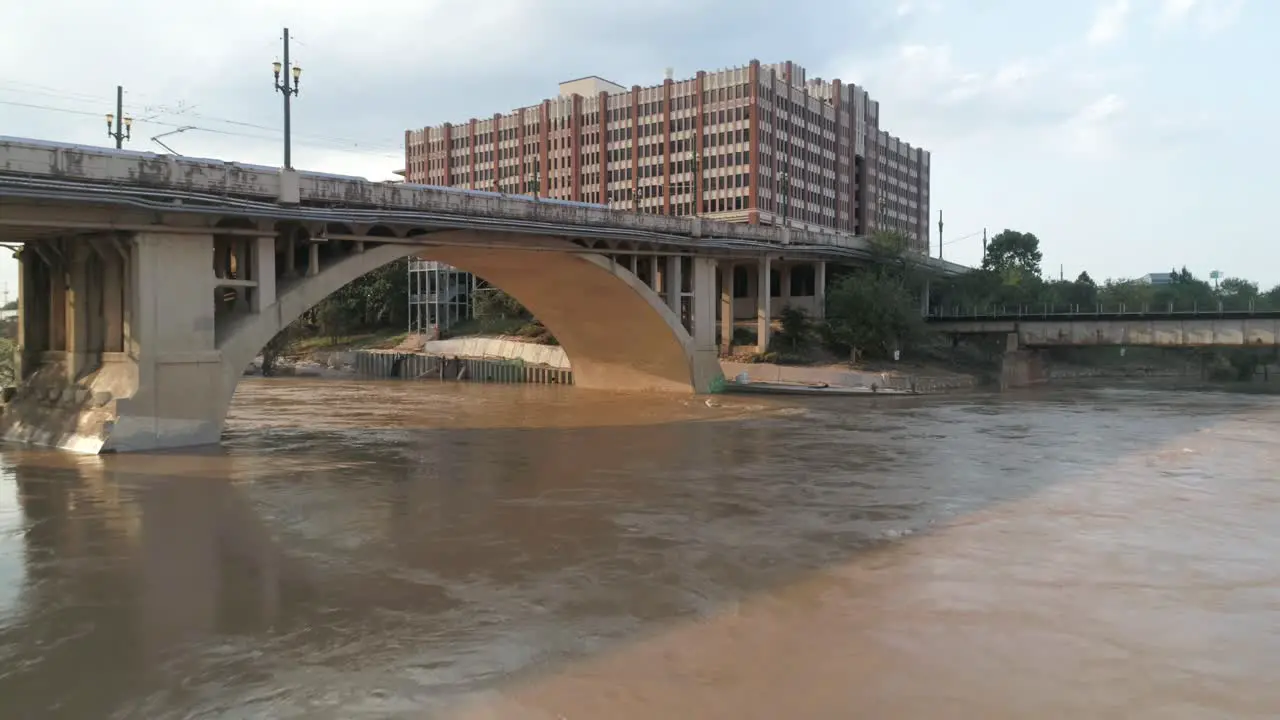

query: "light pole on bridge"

left=104, top=85, right=132, bottom=149
left=271, top=28, right=303, bottom=170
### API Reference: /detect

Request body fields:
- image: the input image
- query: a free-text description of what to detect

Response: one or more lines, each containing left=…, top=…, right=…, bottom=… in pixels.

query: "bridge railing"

left=927, top=300, right=1280, bottom=320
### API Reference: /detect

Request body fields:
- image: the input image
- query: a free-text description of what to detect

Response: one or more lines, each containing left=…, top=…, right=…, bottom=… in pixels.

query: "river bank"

left=250, top=332, right=1241, bottom=395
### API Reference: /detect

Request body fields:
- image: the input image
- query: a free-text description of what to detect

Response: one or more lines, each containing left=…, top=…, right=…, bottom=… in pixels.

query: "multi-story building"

left=403, top=60, right=931, bottom=253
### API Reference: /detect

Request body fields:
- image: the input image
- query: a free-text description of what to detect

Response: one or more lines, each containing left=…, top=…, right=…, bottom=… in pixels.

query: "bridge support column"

left=690, top=257, right=721, bottom=391
left=101, top=245, right=125, bottom=353
left=664, top=255, right=681, bottom=316
left=719, top=260, right=734, bottom=354
left=756, top=256, right=771, bottom=353
left=999, top=332, right=1049, bottom=390
left=65, top=244, right=94, bottom=379
left=106, top=231, right=225, bottom=452
left=4, top=232, right=222, bottom=453
left=16, top=248, right=49, bottom=382
left=252, top=236, right=276, bottom=311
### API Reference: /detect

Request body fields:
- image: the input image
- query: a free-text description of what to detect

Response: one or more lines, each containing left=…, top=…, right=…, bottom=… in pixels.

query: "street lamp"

left=104, top=85, right=132, bottom=149
left=272, top=27, right=303, bottom=169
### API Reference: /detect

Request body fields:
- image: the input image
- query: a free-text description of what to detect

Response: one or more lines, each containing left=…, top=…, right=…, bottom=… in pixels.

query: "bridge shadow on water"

left=0, top=380, right=1272, bottom=717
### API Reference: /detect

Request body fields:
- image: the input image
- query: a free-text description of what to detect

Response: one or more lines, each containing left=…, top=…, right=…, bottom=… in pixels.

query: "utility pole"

left=104, top=85, right=131, bottom=149
left=272, top=28, right=303, bottom=169
left=937, top=209, right=944, bottom=260
left=982, top=227, right=988, bottom=258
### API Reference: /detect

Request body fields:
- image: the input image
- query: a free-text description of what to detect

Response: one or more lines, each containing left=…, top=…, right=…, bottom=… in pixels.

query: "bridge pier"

left=999, top=332, right=1050, bottom=389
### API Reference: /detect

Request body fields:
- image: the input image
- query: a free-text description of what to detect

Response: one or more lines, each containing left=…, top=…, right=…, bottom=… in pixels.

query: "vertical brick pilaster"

left=442, top=123, right=453, bottom=186
left=539, top=100, right=550, bottom=198
left=694, top=71, right=705, bottom=216
left=468, top=118, right=477, bottom=189
left=598, top=91, right=608, bottom=206
left=748, top=60, right=761, bottom=224
left=662, top=77, right=673, bottom=215
left=570, top=94, right=583, bottom=202
left=630, top=86, right=640, bottom=211
left=492, top=113, right=501, bottom=192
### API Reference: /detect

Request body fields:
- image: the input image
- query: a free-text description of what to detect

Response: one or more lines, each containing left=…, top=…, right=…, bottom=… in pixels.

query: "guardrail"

left=927, top=302, right=1280, bottom=321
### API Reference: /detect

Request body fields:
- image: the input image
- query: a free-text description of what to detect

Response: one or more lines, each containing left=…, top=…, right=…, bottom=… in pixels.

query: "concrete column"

left=102, top=250, right=124, bottom=353
left=120, top=240, right=134, bottom=356
left=691, top=257, right=716, bottom=353
left=15, top=249, right=39, bottom=381
left=66, top=246, right=92, bottom=378
left=109, top=231, right=224, bottom=452
left=233, top=240, right=251, bottom=311
left=664, top=255, right=682, bottom=315
left=779, top=262, right=791, bottom=308
left=719, top=260, right=734, bottom=354
left=48, top=256, right=67, bottom=353
left=689, top=256, right=723, bottom=393
left=253, top=236, right=277, bottom=311
left=814, top=261, right=827, bottom=320
left=307, top=242, right=320, bottom=277
left=284, top=235, right=297, bottom=278
left=920, top=277, right=931, bottom=318
left=756, top=256, right=772, bottom=353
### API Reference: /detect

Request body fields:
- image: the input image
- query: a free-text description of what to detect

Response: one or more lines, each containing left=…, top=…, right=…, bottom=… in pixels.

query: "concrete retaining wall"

left=354, top=351, right=572, bottom=385
left=418, top=338, right=570, bottom=369
left=721, top=361, right=978, bottom=394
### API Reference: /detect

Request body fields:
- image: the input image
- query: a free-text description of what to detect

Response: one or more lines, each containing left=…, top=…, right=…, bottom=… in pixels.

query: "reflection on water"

left=1, top=379, right=1279, bottom=718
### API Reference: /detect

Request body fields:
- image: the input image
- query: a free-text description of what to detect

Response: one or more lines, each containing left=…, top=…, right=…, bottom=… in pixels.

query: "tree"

left=823, top=272, right=923, bottom=359
left=982, top=229, right=1043, bottom=277
left=473, top=286, right=530, bottom=320
left=1218, top=277, right=1259, bottom=310
left=772, top=306, right=813, bottom=353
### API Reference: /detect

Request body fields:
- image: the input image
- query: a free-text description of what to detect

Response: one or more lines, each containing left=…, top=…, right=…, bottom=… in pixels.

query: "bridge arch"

left=215, top=231, right=720, bottom=431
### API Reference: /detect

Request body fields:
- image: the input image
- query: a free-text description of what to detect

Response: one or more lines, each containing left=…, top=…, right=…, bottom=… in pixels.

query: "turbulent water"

left=1, top=378, right=1277, bottom=718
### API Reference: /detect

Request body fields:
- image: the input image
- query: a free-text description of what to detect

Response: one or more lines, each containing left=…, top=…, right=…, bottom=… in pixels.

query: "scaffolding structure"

left=407, top=259, right=478, bottom=337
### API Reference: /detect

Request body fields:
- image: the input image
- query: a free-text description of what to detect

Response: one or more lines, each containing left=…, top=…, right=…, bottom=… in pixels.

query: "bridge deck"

left=928, top=311, right=1280, bottom=347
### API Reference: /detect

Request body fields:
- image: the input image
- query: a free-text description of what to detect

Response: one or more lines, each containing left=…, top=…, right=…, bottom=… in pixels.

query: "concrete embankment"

left=354, top=351, right=572, bottom=385
left=722, top=361, right=979, bottom=394
left=252, top=335, right=980, bottom=393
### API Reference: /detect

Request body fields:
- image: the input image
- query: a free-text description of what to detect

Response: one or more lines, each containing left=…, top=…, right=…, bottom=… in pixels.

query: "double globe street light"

left=271, top=27, right=303, bottom=169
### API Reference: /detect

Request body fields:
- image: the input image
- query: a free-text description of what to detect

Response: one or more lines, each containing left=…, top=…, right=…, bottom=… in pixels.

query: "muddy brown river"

left=1, top=378, right=1277, bottom=718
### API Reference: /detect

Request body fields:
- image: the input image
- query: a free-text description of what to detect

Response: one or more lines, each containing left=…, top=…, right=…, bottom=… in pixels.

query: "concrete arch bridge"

left=0, top=138, right=966, bottom=452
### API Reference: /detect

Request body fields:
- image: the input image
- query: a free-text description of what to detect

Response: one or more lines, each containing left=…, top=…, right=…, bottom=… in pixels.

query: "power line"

left=0, top=81, right=404, bottom=156
left=0, top=98, right=403, bottom=160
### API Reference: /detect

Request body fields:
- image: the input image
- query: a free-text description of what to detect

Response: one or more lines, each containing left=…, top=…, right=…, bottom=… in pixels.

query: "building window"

left=789, top=264, right=816, bottom=297
left=733, top=265, right=749, bottom=298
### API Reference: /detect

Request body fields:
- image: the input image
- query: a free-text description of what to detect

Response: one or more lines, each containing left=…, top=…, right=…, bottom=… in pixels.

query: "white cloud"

left=1158, top=0, right=1199, bottom=25
left=1087, top=0, right=1132, bottom=45
left=1060, top=94, right=1127, bottom=156
left=838, top=41, right=1130, bottom=156
left=1155, top=0, right=1244, bottom=32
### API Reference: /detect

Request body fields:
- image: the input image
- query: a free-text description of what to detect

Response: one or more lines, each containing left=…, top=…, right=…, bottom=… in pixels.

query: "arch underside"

left=218, top=231, right=717, bottom=429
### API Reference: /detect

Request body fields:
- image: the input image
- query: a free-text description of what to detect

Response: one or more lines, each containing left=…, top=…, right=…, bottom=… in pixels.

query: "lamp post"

left=271, top=27, right=303, bottom=169
left=104, top=85, right=132, bottom=149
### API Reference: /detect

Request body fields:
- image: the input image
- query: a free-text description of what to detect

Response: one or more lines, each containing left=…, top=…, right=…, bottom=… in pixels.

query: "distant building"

left=1142, top=272, right=1175, bottom=285
left=403, top=59, right=930, bottom=249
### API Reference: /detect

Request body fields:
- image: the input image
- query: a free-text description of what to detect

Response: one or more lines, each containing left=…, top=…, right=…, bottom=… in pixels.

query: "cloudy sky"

left=1, top=0, right=1275, bottom=297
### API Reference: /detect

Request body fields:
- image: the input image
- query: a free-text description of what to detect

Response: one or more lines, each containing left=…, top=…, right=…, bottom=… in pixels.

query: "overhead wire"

left=0, top=82, right=404, bottom=160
